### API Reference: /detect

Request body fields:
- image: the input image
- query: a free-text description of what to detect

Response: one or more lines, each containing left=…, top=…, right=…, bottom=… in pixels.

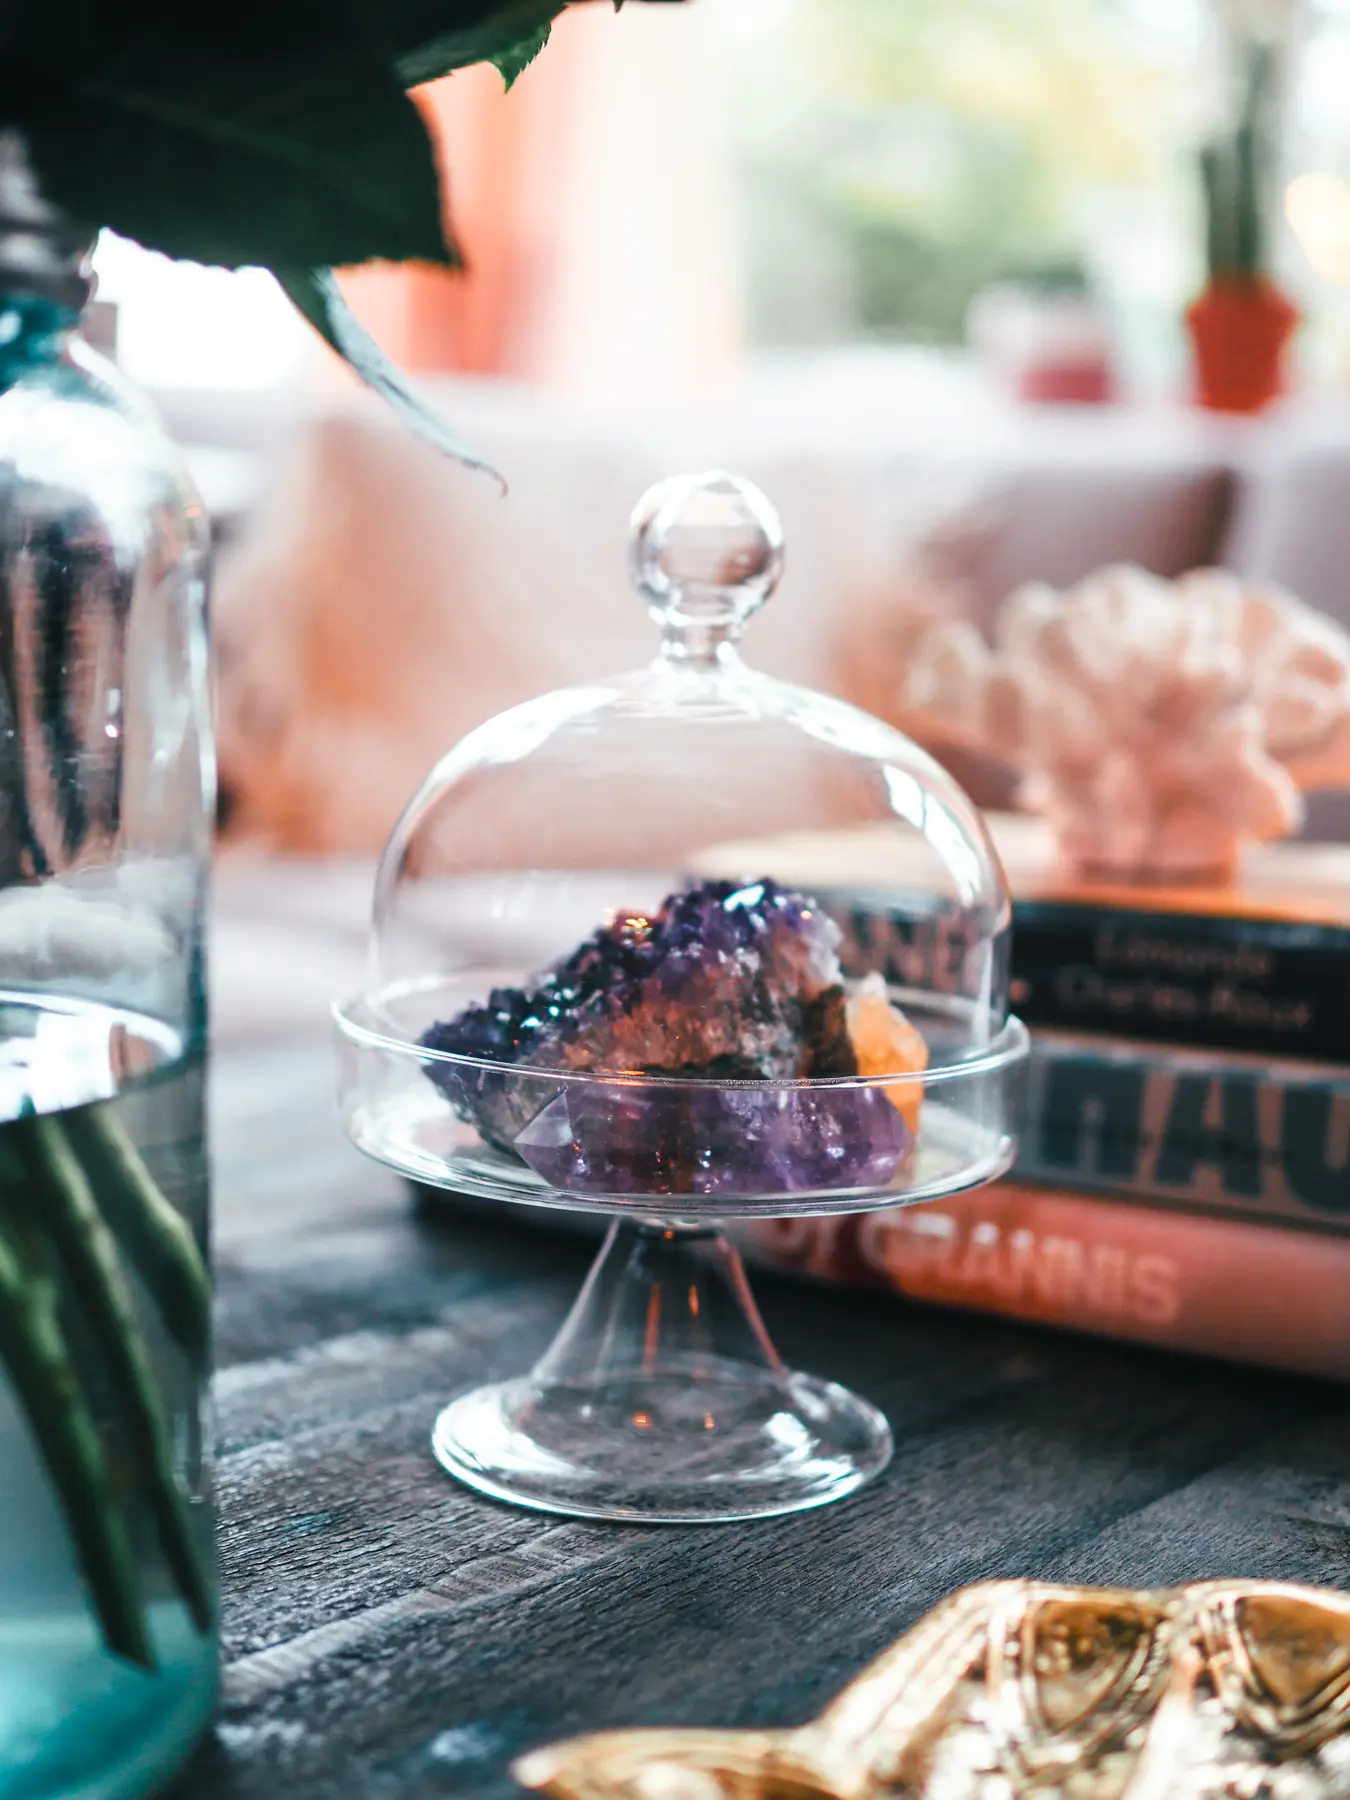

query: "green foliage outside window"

left=726, top=0, right=1185, bottom=346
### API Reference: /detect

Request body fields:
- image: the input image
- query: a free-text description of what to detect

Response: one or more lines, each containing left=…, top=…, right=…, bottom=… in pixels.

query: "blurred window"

left=86, top=2, right=1350, bottom=401
left=91, top=232, right=309, bottom=392
left=711, top=0, right=1207, bottom=382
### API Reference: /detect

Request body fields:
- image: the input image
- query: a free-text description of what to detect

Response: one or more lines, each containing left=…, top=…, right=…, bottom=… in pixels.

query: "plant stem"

left=15, top=1115, right=213, bottom=1635
left=0, top=1194, right=155, bottom=1670
left=1201, top=142, right=1236, bottom=283
left=1201, top=35, right=1279, bottom=282
left=62, top=1104, right=211, bottom=1369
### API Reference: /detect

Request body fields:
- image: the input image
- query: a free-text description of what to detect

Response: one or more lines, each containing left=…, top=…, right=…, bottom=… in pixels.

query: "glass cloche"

left=334, top=471, right=1027, bottom=1525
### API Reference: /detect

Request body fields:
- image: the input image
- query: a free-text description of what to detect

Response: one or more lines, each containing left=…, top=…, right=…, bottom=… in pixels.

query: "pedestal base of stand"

left=433, top=1365, right=890, bottom=1523
left=430, top=1219, right=891, bottom=1523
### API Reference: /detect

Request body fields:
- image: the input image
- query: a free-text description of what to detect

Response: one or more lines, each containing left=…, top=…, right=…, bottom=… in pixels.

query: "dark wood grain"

left=180, top=1032, right=1350, bottom=1800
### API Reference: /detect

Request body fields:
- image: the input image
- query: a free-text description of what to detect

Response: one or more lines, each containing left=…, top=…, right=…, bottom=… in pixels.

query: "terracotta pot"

left=1186, top=275, right=1299, bottom=414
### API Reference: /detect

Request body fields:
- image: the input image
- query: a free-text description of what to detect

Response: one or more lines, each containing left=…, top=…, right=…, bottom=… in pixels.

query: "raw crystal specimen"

left=847, top=972, right=930, bottom=1136
left=420, top=878, right=925, bottom=1197
left=514, top=1082, right=907, bottom=1200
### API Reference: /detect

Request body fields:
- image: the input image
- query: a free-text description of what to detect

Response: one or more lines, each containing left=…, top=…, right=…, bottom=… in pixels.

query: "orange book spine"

left=742, top=1183, right=1350, bottom=1382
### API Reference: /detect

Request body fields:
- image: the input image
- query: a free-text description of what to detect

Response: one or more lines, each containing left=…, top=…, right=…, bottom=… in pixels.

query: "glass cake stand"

left=334, top=472, right=1027, bottom=1524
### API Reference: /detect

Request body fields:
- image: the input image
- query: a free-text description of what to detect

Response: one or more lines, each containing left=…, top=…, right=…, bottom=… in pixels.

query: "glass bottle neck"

left=0, top=292, right=78, bottom=369
left=0, top=133, right=95, bottom=338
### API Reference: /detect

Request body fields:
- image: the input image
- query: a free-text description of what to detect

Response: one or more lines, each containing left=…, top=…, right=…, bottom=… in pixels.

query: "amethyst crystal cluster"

left=420, top=879, right=916, bottom=1199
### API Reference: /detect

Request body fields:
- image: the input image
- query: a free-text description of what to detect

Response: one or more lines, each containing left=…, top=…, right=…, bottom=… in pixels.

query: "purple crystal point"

left=420, top=878, right=912, bottom=1194
left=515, top=1080, right=909, bottom=1199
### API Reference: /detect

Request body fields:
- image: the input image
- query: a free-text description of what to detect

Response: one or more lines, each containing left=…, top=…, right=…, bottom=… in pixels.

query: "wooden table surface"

left=180, top=1031, right=1350, bottom=1800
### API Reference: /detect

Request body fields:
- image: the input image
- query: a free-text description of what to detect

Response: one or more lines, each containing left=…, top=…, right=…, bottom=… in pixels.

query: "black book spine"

left=1016, top=1031, right=1350, bottom=1232
left=1009, top=901, right=1350, bottom=1060
left=827, top=890, right=1350, bottom=1062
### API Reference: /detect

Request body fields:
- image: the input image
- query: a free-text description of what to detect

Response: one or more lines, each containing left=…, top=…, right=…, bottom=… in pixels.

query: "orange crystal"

left=845, top=974, right=929, bottom=1137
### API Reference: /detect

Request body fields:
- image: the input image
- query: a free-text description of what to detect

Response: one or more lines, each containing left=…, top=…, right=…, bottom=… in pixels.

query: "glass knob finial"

left=629, top=471, right=784, bottom=655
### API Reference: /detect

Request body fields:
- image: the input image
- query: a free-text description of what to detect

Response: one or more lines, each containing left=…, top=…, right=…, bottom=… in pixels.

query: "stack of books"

left=733, top=815, right=1350, bottom=1381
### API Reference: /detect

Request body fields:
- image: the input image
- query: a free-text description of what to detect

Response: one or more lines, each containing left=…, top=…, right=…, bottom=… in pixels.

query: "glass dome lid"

left=337, top=471, right=1025, bottom=1216
left=334, top=471, right=1028, bottom=1526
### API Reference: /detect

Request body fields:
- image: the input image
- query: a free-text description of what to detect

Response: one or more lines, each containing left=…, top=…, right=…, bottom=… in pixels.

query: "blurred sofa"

left=199, top=367, right=1350, bottom=854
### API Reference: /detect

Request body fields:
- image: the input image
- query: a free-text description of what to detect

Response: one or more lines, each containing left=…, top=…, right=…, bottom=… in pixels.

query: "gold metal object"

left=513, top=1580, right=1350, bottom=1800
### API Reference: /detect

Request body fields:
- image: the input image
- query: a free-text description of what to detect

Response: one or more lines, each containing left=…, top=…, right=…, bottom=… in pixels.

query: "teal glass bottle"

left=0, top=135, right=217, bottom=1797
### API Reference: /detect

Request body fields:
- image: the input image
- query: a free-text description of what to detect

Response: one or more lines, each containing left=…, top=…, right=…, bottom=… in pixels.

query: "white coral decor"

left=902, top=565, right=1350, bottom=881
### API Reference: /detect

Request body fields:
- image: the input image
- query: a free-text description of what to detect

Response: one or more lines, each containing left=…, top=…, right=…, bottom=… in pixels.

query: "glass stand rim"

left=429, top=1218, right=893, bottom=1524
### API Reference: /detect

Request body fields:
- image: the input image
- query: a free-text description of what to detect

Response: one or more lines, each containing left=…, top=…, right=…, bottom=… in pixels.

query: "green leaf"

left=4, top=3, right=454, bottom=270
left=493, top=20, right=553, bottom=89
left=277, top=267, right=504, bottom=486
left=392, top=1, right=564, bottom=89
left=3, top=1, right=680, bottom=269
